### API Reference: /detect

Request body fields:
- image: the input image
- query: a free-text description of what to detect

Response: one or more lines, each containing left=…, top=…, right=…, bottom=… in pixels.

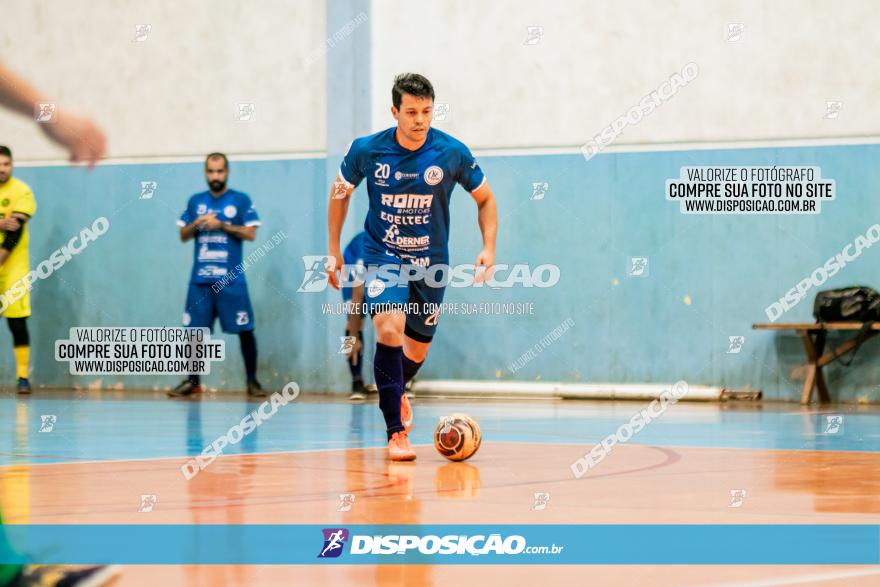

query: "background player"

left=170, top=153, right=265, bottom=398
left=0, top=146, right=36, bottom=394
left=327, top=73, right=498, bottom=461
left=341, top=230, right=369, bottom=400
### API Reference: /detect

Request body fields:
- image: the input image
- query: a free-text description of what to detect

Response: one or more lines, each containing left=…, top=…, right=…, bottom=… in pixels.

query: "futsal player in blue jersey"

left=327, top=74, right=498, bottom=461
left=170, top=153, right=266, bottom=398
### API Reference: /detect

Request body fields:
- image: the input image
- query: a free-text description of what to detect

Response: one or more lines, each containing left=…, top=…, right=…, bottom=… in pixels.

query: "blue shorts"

left=362, top=262, right=446, bottom=342
left=341, top=283, right=362, bottom=303
left=184, top=282, right=254, bottom=333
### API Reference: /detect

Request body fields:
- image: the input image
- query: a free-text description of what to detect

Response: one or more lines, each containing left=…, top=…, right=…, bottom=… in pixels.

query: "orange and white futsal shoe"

left=400, top=393, right=414, bottom=433
left=388, top=431, right=417, bottom=461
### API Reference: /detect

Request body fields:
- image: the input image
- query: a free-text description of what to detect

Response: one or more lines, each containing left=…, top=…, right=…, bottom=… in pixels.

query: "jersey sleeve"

left=339, top=138, right=367, bottom=188
left=178, top=196, right=196, bottom=227
left=12, top=185, right=36, bottom=217
left=240, top=194, right=261, bottom=227
left=455, top=144, right=486, bottom=192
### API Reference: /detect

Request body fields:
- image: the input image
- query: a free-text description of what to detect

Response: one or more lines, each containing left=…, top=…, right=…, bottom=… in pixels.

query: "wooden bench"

left=752, top=323, right=880, bottom=404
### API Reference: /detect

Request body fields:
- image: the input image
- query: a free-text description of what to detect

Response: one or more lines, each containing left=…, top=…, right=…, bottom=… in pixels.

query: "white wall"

left=370, top=0, right=880, bottom=149
left=0, top=0, right=326, bottom=160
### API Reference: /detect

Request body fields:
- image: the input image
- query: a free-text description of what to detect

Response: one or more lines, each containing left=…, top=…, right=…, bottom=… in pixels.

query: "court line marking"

left=696, top=567, right=880, bottom=587
left=3, top=439, right=877, bottom=470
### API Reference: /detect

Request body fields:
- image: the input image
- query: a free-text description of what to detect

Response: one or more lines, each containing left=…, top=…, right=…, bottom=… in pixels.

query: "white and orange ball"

left=434, top=413, right=482, bottom=461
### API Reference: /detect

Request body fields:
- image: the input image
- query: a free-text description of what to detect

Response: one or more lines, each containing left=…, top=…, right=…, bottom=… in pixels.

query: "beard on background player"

left=326, top=73, right=498, bottom=461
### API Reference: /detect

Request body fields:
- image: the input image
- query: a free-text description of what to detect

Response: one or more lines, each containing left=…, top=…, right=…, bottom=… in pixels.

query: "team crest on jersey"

left=367, top=279, right=386, bottom=298
left=424, top=166, right=444, bottom=186
left=224, top=205, right=237, bottom=219
left=197, top=204, right=207, bottom=215
left=0, top=199, right=8, bottom=207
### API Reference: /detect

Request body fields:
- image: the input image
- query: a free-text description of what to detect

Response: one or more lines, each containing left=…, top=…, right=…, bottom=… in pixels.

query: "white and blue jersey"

left=177, top=189, right=261, bottom=285
left=177, top=189, right=261, bottom=333
left=339, top=127, right=485, bottom=266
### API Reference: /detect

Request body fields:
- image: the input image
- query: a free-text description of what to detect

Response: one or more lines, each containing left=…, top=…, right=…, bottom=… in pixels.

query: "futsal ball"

left=434, top=413, right=481, bottom=461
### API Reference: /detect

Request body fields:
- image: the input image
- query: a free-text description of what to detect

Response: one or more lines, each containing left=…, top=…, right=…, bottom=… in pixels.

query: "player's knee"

left=373, top=313, right=404, bottom=343
left=7, top=317, right=28, bottom=347
left=376, top=327, right=402, bottom=346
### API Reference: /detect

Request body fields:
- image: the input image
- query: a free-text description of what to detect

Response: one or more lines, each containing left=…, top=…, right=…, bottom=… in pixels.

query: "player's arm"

left=327, top=176, right=356, bottom=290
left=0, top=213, right=30, bottom=266
left=179, top=215, right=213, bottom=242
left=469, top=181, right=498, bottom=280
left=0, top=63, right=106, bottom=167
left=219, top=197, right=261, bottom=241
left=220, top=223, right=257, bottom=241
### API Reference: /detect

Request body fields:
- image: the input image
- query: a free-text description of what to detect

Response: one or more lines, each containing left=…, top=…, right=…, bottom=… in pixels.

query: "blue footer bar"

left=2, top=524, right=879, bottom=565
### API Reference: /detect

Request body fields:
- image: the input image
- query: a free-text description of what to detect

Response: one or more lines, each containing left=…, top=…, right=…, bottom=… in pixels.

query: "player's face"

left=0, top=155, right=11, bottom=184
left=392, top=94, right=433, bottom=143
left=204, top=160, right=228, bottom=193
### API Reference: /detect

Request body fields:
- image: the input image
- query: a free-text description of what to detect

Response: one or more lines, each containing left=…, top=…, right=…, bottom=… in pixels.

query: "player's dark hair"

left=0, top=146, right=11, bottom=159
left=205, top=152, right=228, bottom=170
left=392, top=73, right=435, bottom=110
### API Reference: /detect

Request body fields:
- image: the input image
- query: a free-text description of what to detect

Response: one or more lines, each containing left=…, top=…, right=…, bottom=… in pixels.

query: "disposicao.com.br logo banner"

left=4, top=524, right=879, bottom=565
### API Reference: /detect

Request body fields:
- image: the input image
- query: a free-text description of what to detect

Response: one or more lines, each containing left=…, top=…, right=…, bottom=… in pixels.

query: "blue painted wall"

left=10, top=143, right=880, bottom=401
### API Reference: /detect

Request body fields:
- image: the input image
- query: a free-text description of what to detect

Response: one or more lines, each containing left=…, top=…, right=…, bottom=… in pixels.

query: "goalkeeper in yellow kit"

left=0, top=146, right=36, bottom=393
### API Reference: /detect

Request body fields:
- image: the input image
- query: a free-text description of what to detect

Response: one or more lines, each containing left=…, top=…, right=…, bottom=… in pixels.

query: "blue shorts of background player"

left=184, top=282, right=255, bottom=334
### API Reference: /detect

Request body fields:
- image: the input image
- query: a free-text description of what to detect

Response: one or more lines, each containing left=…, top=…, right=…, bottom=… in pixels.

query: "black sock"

left=402, top=355, right=423, bottom=385
left=374, top=342, right=404, bottom=439
left=239, top=330, right=258, bottom=382
left=346, top=329, right=363, bottom=381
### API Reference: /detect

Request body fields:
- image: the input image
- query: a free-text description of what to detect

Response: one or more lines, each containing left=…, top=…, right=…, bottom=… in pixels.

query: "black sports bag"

left=813, top=286, right=880, bottom=366
left=813, top=286, right=880, bottom=322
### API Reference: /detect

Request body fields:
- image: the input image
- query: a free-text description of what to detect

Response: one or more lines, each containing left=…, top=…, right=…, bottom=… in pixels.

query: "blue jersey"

left=339, top=127, right=485, bottom=263
left=343, top=230, right=366, bottom=266
left=177, top=189, right=261, bottom=285
left=342, top=231, right=367, bottom=282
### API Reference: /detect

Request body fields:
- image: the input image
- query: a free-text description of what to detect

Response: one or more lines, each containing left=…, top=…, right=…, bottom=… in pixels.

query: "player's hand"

left=40, top=109, right=107, bottom=168
left=474, top=248, right=496, bottom=284
left=200, top=216, right=222, bottom=231
left=326, top=251, right=344, bottom=290
left=0, top=218, right=21, bottom=231
left=196, top=214, right=220, bottom=231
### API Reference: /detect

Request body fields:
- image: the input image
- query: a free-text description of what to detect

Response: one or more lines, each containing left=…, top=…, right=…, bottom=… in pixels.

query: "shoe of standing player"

left=400, top=393, right=413, bottom=433
left=167, top=379, right=201, bottom=398
left=17, top=377, right=31, bottom=394
left=247, top=379, right=267, bottom=398
left=388, top=431, right=416, bottom=461
left=14, top=564, right=121, bottom=586
left=349, top=379, right=366, bottom=402
left=404, top=378, right=415, bottom=400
